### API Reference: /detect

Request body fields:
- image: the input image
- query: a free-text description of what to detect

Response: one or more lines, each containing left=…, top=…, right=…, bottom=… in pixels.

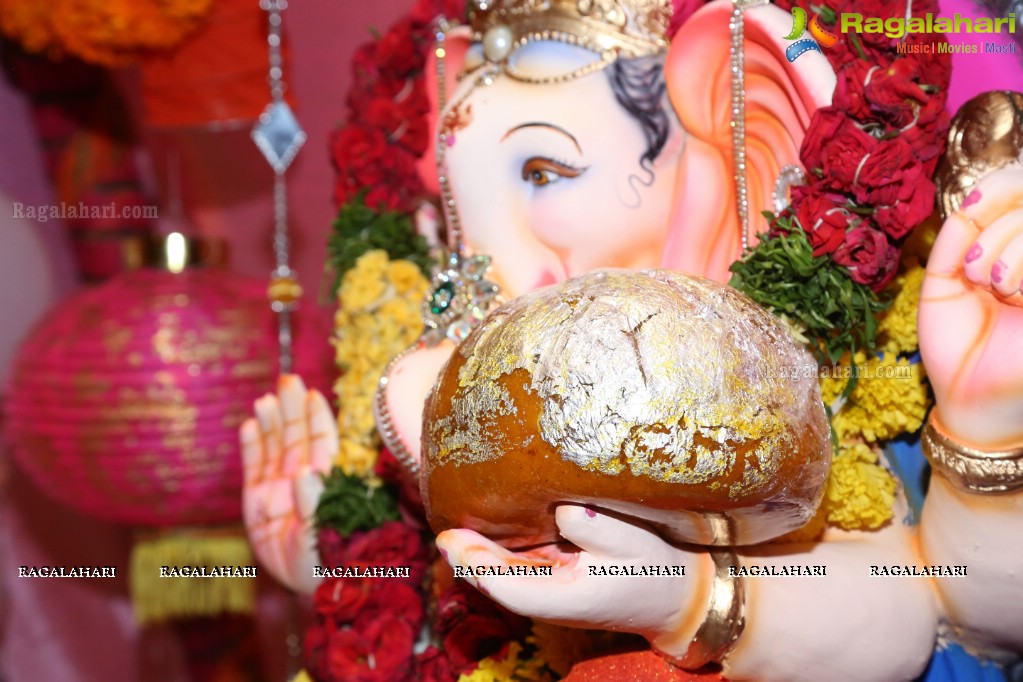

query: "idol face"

left=443, top=42, right=683, bottom=298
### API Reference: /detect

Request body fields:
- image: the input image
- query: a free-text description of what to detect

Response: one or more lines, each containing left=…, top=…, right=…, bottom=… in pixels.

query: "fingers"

left=240, top=418, right=263, bottom=487
left=927, top=212, right=979, bottom=279
left=254, top=394, right=283, bottom=482
left=295, top=467, right=326, bottom=521
left=989, top=227, right=1023, bottom=299
left=307, top=389, right=339, bottom=475
left=962, top=207, right=1023, bottom=290
left=554, top=504, right=658, bottom=561
left=279, top=374, right=310, bottom=477
left=436, top=529, right=576, bottom=621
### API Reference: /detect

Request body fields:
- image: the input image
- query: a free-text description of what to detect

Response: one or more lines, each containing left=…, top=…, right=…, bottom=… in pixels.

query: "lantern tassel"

left=130, top=529, right=256, bottom=624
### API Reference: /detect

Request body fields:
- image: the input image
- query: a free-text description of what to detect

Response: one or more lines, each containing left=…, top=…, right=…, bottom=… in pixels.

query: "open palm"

left=240, top=375, right=337, bottom=594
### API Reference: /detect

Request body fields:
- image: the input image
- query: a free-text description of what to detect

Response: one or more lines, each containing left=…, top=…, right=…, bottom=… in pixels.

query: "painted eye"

left=521, top=157, right=585, bottom=187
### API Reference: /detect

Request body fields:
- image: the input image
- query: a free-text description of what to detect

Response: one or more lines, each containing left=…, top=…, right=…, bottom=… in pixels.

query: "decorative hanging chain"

left=252, top=0, right=306, bottom=374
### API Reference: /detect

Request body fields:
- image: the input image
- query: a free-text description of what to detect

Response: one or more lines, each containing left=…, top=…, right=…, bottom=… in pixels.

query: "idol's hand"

left=240, top=374, right=337, bottom=594
left=436, top=504, right=708, bottom=661
left=919, top=167, right=1023, bottom=448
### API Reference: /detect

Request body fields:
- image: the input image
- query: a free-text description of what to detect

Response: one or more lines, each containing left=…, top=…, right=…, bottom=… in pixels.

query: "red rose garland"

left=773, top=0, right=951, bottom=292
left=331, top=0, right=465, bottom=212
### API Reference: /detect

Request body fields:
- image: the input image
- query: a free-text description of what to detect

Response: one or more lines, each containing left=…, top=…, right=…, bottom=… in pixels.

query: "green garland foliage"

left=326, top=193, right=433, bottom=294
left=728, top=215, right=890, bottom=367
left=315, top=467, right=400, bottom=537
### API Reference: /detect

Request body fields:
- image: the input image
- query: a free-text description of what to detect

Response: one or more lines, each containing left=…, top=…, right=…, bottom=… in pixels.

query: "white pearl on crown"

left=483, top=25, right=513, bottom=62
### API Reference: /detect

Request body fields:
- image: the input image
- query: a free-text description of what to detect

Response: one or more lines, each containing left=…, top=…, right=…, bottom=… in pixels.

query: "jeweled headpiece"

left=470, top=0, right=672, bottom=81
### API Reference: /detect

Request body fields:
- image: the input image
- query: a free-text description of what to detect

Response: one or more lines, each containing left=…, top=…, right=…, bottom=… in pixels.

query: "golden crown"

left=469, top=0, right=671, bottom=80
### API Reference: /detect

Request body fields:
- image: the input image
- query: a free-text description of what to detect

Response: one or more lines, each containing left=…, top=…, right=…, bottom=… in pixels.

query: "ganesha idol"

left=241, top=0, right=1023, bottom=680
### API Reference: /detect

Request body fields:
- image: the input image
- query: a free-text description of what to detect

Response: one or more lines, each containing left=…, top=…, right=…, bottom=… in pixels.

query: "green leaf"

left=728, top=221, right=890, bottom=366
left=325, top=192, right=434, bottom=295
left=314, top=467, right=400, bottom=537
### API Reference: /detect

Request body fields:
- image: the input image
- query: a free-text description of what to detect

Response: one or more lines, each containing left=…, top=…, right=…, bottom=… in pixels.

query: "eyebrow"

left=501, top=122, right=582, bottom=153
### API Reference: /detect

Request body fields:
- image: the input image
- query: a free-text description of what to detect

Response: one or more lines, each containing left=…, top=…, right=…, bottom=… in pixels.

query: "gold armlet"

left=669, top=548, right=746, bottom=669
left=922, top=414, right=1023, bottom=494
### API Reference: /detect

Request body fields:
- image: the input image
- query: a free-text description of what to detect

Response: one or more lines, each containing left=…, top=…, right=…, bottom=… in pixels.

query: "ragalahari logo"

left=784, top=7, right=839, bottom=62
left=784, top=8, right=1017, bottom=60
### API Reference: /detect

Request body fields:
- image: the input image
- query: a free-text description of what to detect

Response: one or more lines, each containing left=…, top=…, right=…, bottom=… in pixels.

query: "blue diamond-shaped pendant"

left=251, top=101, right=306, bottom=173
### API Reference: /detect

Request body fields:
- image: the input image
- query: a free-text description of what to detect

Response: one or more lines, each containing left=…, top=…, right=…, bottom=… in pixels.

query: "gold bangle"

left=672, top=547, right=746, bottom=669
left=922, top=413, right=1023, bottom=494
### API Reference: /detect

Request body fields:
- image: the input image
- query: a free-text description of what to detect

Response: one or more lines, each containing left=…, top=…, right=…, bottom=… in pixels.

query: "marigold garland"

left=821, top=352, right=930, bottom=445
left=333, top=249, right=429, bottom=476
left=877, top=259, right=926, bottom=356
left=0, top=0, right=214, bottom=66
left=823, top=443, right=897, bottom=530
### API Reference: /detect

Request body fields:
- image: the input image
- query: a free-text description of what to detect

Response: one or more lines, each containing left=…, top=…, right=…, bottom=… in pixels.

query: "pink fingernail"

left=992, top=260, right=1007, bottom=283
left=965, top=243, right=983, bottom=263
left=963, top=189, right=982, bottom=207
left=446, top=134, right=456, bottom=147
left=585, top=507, right=597, bottom=518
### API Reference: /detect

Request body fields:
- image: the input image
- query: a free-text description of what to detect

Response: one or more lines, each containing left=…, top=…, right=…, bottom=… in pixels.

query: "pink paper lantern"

left=5, top=264, right=330, bottom=526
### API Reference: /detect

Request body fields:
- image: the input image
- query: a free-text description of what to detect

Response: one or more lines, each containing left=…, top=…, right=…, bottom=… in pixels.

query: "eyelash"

left=521, top=156, right=587, bottom=188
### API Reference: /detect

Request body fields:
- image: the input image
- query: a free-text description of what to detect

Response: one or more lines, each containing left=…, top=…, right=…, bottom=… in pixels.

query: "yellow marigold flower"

left=458, top=643, right=522, bottom=682
left=823, top=443, right=896, bottom=530
left=332, top=250, right=429, bottom=475
left=341, top=273, right=387, bottom=312
left=878, top=259, right=925, bottom=356
left=820, top=353, right=930, bottom=443
left=388, top=259, right=426, bottom=294
left=458, top=642, right=552, bottom=682
left=337, top=440, right=377, bottom=478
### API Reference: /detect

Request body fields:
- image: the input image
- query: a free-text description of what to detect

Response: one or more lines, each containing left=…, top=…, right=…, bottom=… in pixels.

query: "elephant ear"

left=416, top=26, right=474, bottom=195
left=660, top=0, right=835, bottom=283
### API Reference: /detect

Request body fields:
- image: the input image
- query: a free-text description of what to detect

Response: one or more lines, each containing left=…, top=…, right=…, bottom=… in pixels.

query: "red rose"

left=375, top=20, right=423, bottom=77
left=435, top=583, right=531, bottom=672
left=349, top=43, right=379, bottom=93
left=800, top=109, right=876, bottom=193
left=354, top=580, right=425, bottom=633
left=393, top=83, right=431, bottom=154
left=318, top=526, right=347, bottom=567
left=832, top=60, right=879, bottom=122
left=360, top=615, right=417, bottom=681
left=831, top=225, right=899, bottom=292
left=313, top=577, right=371, bottom=625
left=852, top=135, right=916, bottom=206
left=332, top=125, right=388, bottom=187
left=332, top=126, right=423, bottom=210
left=325, top=628, right=379, bottom=682
left=357, top=97, right=405, bottom=139
left=851, top=137, right=934, bottom=239
left=303, top=622, right=331, bottom=680
left=873, top=177, right=936, bottom=240
left=415, top=646, right=458, bottom=682
left=863, top=59, right=929, bottom=126
left=791, top=186, right=855, bottom=257
left=343, top=521, right=426, bottom=577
